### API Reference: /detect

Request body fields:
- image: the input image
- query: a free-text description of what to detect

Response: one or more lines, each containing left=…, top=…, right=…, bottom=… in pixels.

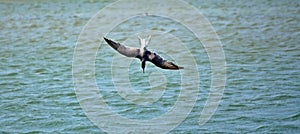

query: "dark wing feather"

left=104, top=37, right=140, bottom=57
left=147, top=52, right=184, bottom=70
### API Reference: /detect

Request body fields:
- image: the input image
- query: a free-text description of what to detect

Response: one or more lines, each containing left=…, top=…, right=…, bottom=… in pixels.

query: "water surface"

left=1, top=0, right=299, bottom=133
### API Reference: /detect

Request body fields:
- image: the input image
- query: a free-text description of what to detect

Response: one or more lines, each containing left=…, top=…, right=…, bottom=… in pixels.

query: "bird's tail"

left=138, top=35, right=151, bottom=48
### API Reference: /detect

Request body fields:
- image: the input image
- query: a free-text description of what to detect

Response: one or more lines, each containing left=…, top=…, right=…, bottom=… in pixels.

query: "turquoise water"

left=1, top=0, right=299, bottom=133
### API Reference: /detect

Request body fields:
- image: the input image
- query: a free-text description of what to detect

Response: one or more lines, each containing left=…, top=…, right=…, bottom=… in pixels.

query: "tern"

left=103, top=36, right=184, bottom=73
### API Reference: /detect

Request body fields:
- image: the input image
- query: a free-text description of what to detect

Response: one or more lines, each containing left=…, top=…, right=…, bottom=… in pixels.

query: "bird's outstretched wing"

left=147, top=52, right=184, bottom=70
left=104, top=37, right=140, bottom=57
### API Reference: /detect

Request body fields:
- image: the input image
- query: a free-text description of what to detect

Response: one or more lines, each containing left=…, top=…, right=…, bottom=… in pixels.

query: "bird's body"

left=103, top=36, right=183, bottom=73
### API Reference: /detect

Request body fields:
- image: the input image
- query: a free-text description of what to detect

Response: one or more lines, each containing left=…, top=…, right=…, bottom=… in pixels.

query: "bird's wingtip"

left=103, top=37, right=111, bottom=43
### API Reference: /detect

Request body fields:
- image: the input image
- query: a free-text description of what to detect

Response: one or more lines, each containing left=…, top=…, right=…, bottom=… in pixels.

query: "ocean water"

left=1, top=0, right=299, bottom=133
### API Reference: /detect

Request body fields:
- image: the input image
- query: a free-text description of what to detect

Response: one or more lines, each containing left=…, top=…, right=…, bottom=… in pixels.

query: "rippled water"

left=1, top=0, right=299, bottom=133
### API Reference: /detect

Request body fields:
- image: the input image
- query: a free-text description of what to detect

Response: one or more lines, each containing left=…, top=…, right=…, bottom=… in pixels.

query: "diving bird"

left=103, top=36, right=184, bottom=73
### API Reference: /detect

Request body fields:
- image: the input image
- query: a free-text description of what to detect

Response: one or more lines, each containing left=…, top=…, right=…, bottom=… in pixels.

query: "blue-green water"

left=1, top=0, right=299, bottom=133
